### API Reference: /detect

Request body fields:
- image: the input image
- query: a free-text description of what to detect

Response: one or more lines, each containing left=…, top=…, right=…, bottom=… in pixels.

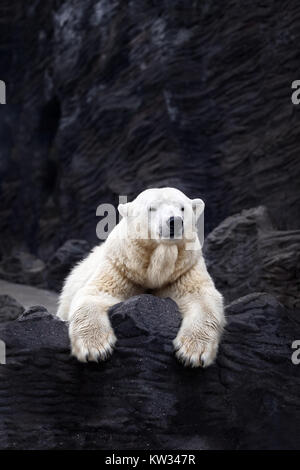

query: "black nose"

left=167, top=216, right=183, bottom=237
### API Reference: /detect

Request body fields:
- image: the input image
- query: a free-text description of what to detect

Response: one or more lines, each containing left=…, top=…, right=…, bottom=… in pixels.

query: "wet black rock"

left=0, top=294, right=24, bottom=322
left=203, top=206, right=300, bottom=309
left=46, top=239, right=90, bottom=292
left=0, top=293, right=299, bottom=450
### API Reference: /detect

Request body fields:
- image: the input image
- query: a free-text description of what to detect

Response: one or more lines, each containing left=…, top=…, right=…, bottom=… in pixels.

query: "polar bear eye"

left=149, top=206, right=156, bottom=212
left=181, top=206, right=184, bottom=212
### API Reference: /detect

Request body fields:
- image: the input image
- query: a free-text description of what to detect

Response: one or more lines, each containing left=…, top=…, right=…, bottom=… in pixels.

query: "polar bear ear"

left=118, top=202, right=132, bottom=218
left=191, top=198, right=205, bottom=219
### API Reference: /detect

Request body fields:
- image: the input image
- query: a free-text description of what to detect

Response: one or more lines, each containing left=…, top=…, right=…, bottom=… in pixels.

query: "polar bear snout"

left=149, top=203, right=185, bottom=241
left=166, top=216, right=184, bottom=239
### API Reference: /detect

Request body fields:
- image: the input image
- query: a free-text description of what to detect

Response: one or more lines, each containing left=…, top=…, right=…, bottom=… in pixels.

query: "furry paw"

left=173, top=333, right=219, bottom=368
left=70, top=325, right=117, bottom=363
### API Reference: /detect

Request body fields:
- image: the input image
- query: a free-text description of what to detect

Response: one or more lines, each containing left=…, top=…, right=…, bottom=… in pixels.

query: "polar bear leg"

left=68, top=287, right=119, bottom=362
left=175, top=286, right=225, bottom=368
left=57, top=245, right=105, bottom=321
left=172, top=303, right=223, bottom=368
left=157, top=274, right=225, bottom=368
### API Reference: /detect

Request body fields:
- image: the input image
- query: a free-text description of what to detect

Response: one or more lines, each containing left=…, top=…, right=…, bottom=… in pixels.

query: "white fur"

left=57, top=187, right=225, bottom=367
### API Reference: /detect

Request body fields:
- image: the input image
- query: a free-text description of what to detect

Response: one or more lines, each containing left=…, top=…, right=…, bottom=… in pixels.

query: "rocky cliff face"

left=1, top=0, right=300, bottom=261
left=203, top=206, right=300, bottom=309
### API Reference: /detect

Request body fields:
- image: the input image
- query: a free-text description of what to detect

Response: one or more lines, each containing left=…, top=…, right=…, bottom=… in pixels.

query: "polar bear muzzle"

left=165, top=215, right=184, bottom=239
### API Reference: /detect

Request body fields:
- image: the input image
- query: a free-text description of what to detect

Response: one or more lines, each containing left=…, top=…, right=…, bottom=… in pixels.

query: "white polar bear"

left=57, top=187, right=225, bottom=367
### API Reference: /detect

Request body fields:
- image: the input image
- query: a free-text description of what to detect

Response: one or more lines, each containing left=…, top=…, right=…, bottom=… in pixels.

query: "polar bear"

left=57, top=187, right=225, bottom=367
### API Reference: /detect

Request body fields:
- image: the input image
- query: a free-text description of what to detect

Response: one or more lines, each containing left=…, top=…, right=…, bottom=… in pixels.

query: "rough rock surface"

left=0, top=279, right=58, bottom=316
left=0, top=295, right=24, bottom=322
left=203, top=206, right=300, bottom=309
left=1, top=0, right=300, bottom=259
left=0, top=240, right=90, bottom=292
left=0, top=252, right=46, bottom=288
left=0, top=293, right=299, bottom=450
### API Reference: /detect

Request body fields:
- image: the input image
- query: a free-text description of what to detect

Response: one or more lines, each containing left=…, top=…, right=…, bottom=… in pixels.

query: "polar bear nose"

left=167, top=216, right=183, bottom=238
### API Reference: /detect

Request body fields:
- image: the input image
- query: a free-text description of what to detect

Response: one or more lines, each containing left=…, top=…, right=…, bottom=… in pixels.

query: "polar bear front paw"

left=70, top=326, right=117, bottom=363
left=173, top=332, right=219, bottom=368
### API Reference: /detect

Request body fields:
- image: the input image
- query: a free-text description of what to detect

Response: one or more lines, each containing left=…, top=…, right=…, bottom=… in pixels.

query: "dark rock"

left=47, top=239, right=90, bottom=292
left=0, top=252, right=46, bottom=288
left=204, top=206, right=300, bottom=309
left=0, top=294, right=24, bottom=322
left=18, top=305, right=52, bottom=321
left=0, top=279, right=58, bottom=316
left=1, top=1, right=300, bottom=260
left=0, top=293, right=299, bottom=450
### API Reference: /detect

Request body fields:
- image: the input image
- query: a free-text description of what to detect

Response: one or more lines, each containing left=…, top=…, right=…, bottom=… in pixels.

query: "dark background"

left=0, top=0, right=300, bottom=450
left=1, top=0, right=300, bottom=258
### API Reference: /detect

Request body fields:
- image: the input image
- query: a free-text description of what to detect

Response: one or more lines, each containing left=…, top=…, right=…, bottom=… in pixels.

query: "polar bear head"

left=118, top=187, right=204, bottom=244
